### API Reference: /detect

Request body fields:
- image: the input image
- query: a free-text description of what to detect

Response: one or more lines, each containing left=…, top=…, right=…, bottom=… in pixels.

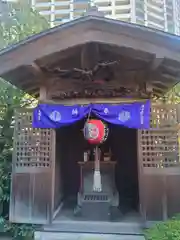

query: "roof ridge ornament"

left=84, top=6, right=104, bottom=17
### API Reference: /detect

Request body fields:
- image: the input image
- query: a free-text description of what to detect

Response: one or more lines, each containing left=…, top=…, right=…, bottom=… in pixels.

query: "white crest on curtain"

left=118, top=111, right=131, bottom=122
left=104, top=108, right=109, bottom=114
left=49, top=111, right=61, bottom=122
left=72, top=108, right=78, bottom=116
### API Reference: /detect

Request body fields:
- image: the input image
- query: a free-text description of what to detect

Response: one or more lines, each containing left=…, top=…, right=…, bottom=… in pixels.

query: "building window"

left=74, top=0, right=89, bottom=2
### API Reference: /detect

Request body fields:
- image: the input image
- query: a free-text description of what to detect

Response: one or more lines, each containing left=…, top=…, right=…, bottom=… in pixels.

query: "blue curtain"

left=32, top=100, right=150, bottom=129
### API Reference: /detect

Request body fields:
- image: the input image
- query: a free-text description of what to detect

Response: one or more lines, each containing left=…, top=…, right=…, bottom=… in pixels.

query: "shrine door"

left=138, top=104, right=180, bottom=221
left=9, top=109, right=55, bottom=224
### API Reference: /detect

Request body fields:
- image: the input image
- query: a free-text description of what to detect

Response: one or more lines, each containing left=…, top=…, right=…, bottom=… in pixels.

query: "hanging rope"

left=86, top=106, right=92, bottom=122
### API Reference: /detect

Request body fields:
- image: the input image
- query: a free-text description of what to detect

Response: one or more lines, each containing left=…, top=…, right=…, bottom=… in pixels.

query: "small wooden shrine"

left=0, top=7, right=180, bottom=227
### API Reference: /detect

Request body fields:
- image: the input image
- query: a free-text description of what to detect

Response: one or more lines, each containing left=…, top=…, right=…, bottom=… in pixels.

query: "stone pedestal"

left=75, top=161, right=119, bottom=220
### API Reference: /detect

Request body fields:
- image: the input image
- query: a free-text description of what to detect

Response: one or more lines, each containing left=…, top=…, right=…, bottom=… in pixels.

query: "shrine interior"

left=54, top=118, right=139, bottom=222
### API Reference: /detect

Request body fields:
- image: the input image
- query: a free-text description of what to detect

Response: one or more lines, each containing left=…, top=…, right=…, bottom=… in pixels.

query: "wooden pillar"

left=30, top=62, right=49, bottom=102
left=39, top=84, right=48, bottom=101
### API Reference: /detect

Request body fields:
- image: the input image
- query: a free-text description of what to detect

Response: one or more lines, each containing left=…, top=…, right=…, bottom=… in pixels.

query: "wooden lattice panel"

left=139, top=104, right=180, bottom=169
left=151, top=104, right=177, bottom=128
left=140, top=128, right=179, bottom=168
left=13, top=109, right=53, bottom=169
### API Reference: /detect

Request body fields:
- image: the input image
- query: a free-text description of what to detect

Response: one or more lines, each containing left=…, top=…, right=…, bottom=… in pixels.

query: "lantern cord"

left=86, top=107, right=92, bottom=122
left=93, top=146, right=102, bottom=192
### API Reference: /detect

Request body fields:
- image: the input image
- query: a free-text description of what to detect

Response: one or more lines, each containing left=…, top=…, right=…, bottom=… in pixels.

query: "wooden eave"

left=1, top=14, right=180, bottom=98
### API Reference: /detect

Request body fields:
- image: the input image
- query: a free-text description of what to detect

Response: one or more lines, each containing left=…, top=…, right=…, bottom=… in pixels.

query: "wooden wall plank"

left=10, top=109, right=55, bottom=224
left=138, top=103, right=180, bottom=221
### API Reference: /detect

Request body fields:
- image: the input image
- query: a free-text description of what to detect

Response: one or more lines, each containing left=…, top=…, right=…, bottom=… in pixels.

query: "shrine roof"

left=0, top=10, right=180, bottom=98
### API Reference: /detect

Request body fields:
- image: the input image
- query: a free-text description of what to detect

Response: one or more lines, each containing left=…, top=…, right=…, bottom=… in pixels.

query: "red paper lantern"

left=83, top=119, right=109, bottom=144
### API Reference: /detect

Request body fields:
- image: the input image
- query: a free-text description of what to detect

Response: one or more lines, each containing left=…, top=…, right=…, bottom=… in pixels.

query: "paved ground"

left=35, top=232, right=145, bottom=240
left=0, top=233, right=145, bottom=239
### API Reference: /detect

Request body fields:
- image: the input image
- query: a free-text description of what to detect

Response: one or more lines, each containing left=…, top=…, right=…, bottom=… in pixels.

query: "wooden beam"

left=20, top=81, right=39, bottom=89
left=163, top=65, right=180, bottom=75
left=147, top=70, right=177, bottom=89
left=48, top=78, right=138, bottom=90
left=162, top=73, right=179, bottom=82
left=30, top=62, right=49, bottom=101
left=153, top=86, right=165, bottom=93
left=31, top=62, right=44, bottom=76
left=151, top=80, right=170, bottom=86
left=102, top=45, right=152, bottom=62
left=36, top=46, right=81, bottom=68
left=39, top=97, right=148, bottom=105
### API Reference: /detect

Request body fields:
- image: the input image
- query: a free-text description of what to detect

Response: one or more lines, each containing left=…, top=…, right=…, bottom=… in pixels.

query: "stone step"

left=44, top=220, right=144, bottom=235
left=35, top=232, right=145, bottom=240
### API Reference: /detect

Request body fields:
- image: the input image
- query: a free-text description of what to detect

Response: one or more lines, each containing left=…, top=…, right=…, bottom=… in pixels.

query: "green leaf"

left=0, top=186, right=3, bottom=196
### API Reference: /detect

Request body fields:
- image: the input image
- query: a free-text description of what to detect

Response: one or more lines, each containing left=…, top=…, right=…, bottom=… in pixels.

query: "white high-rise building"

left=2, top=0, right=180, bottom=35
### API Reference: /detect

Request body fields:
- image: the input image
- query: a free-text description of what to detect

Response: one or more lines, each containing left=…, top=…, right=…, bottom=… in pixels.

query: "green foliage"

left=156, top=83, right=180, bottom=104
left=144, top=215, right=180, bottom=240
left=0, top=1, right=49, bottom=49
left=0, top=217, right=35, bottom=240
left=165, top=84, right=180, bottom=104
